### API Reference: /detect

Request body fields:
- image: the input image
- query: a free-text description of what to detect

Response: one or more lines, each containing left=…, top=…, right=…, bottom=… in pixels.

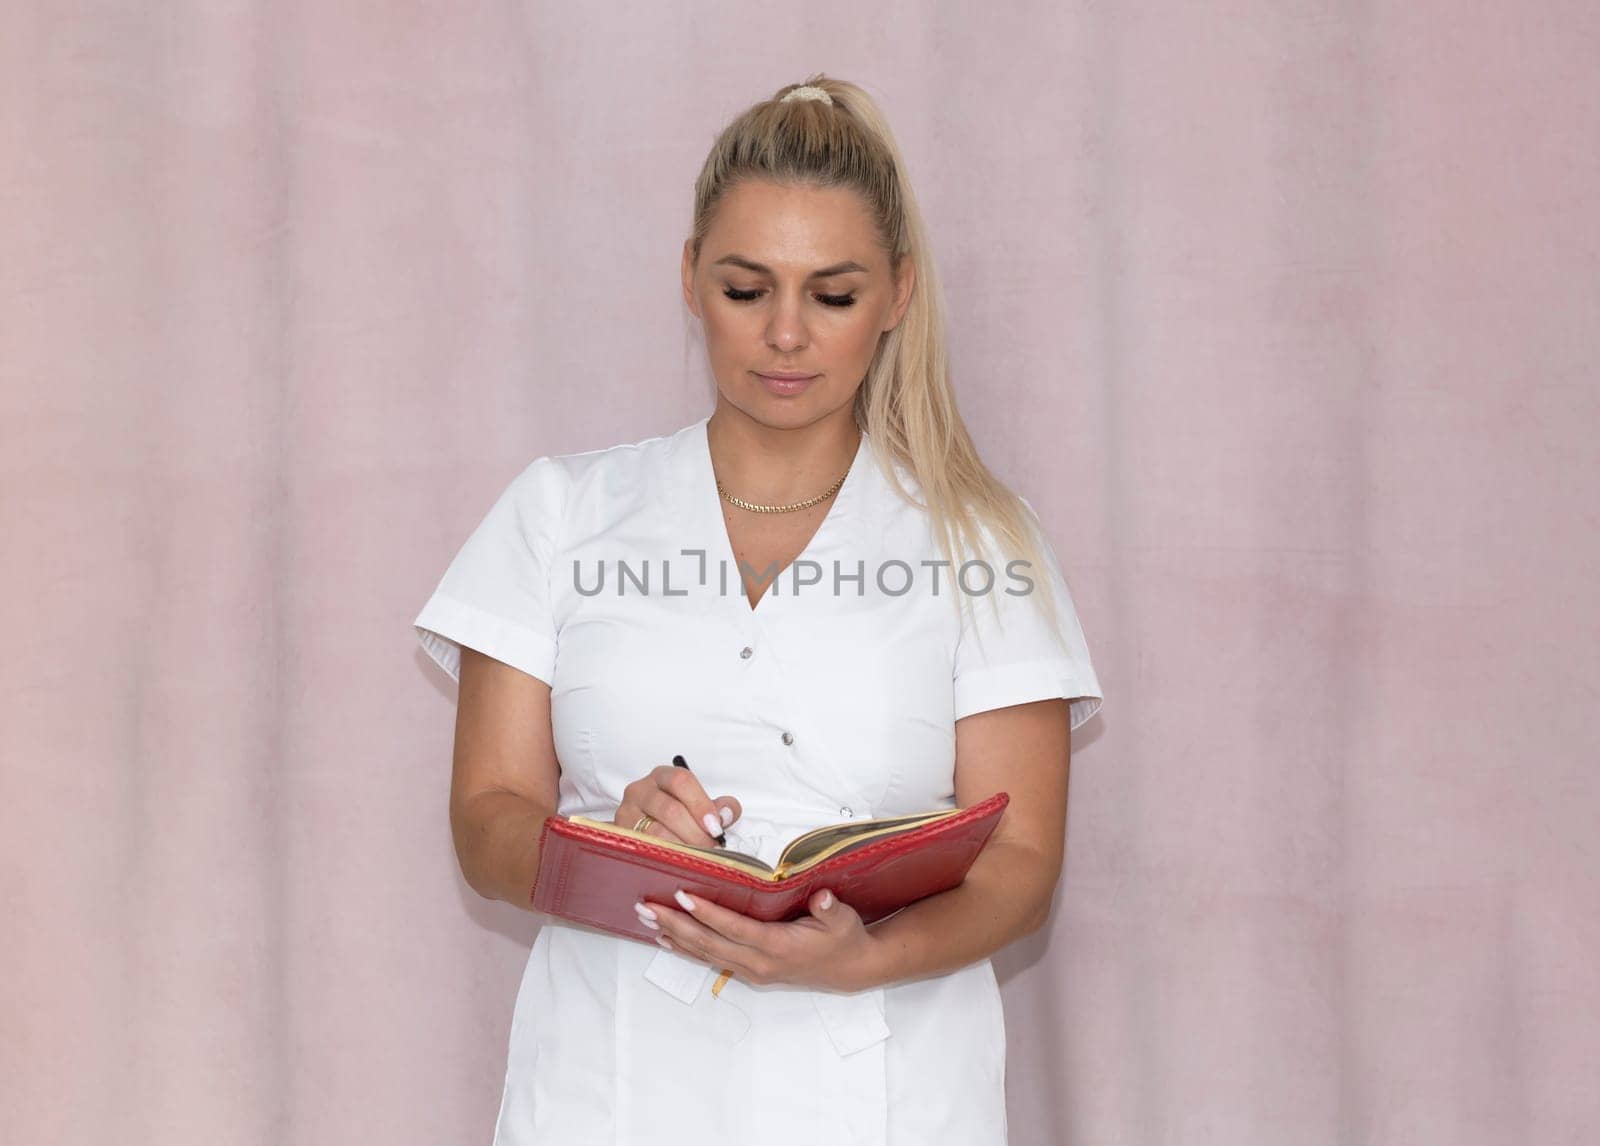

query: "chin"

left=720, top=388, right=817, bottom=424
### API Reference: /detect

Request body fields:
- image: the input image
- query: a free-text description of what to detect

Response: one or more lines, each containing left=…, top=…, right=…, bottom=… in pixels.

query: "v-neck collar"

left=688, top=413, right=871, bottom=616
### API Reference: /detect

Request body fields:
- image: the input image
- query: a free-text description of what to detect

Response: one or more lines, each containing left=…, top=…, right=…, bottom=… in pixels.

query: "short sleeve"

left=952, top=498, right=1105, bottom=731
left=412, top=455, right=568, bottom=686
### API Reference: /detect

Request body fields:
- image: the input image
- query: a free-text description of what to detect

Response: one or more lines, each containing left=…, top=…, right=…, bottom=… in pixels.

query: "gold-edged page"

left=775, top=807, right=961, bottom=873
left=567, top=816, right=778, bottom=878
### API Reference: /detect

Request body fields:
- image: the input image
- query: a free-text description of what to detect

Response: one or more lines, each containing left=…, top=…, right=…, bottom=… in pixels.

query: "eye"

left=722, top=287, right=857, bottom=309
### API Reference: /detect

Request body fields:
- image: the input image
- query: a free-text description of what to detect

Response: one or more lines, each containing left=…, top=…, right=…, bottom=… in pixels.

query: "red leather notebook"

left=530, top=791, right=1011, bottom=945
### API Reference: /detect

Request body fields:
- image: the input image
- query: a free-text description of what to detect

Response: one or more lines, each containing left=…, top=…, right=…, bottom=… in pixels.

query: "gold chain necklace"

left=716, top=456, right=854, bottom=514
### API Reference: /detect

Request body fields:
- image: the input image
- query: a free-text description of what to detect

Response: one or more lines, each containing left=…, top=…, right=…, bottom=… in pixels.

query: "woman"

left=413, top=74, right=1104, bottom=1146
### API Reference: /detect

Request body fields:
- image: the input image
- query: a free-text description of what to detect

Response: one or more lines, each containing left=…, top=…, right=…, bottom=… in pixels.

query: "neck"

left=706, top=406, right=862, bottom=506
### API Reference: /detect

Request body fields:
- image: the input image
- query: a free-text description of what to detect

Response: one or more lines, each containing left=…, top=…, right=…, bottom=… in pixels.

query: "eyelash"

left=722, top=287, right=857, bottom=308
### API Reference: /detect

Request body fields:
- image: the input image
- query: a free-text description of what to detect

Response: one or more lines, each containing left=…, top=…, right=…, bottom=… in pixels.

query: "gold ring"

left=633, top=814, right=655, bottom=833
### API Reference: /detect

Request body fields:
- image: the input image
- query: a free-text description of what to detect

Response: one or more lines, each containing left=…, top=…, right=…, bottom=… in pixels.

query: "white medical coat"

left=413, top=414, right=1104, bottom=1145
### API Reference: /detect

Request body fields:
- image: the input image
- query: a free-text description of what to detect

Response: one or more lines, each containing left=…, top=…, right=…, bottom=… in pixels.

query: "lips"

left=756, top=371, right=818, bottom=396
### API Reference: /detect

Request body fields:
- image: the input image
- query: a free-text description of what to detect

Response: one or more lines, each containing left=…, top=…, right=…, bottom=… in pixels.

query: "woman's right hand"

left=614, top=765, right=741, bottom=848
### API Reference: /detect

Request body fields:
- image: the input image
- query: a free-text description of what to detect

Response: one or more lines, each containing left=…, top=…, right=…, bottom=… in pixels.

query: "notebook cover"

left=529, top=790, right=1010, bottom=945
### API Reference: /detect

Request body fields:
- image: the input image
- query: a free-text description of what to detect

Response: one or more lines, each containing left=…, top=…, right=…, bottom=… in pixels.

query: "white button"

left=780, top=731, right=794, bottom=746
left=839, top=806, right=854, bottom=818
left=739, top=646, right=753, bottom=659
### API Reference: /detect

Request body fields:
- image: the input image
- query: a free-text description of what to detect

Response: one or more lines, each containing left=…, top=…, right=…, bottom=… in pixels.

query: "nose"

left=764, top=296, right=809, bottom=353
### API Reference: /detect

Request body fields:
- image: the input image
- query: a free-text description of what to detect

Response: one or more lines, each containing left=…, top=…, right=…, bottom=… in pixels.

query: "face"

left=681, top=179, right=914, bottom=431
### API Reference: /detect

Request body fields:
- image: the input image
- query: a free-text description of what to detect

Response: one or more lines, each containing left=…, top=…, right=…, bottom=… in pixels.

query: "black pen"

left=672, top=754, right=727, bottom=846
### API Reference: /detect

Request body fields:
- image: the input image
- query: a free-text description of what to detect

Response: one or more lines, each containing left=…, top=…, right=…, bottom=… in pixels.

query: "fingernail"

left=633, top=900, right=658, bottom=923
left=719, top=806, right=735, bottom=826
left=819, top=889, right=834, bottom=909
left=656, top=934, right=673, bottom=948
left=702, top=813, right=723, bottom=838
left=674, top=889, right=697, bottom=912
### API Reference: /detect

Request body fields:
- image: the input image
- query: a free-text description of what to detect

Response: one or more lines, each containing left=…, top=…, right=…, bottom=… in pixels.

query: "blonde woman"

left=414, top=74, right=1104, bottom=1146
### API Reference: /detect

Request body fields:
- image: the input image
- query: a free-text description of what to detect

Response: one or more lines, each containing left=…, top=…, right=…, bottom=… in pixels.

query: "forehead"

left=703, top=180, right=881, bottom=264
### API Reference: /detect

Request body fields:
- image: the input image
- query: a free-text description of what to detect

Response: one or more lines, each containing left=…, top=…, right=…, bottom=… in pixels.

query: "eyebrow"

left=711, top=254, right=869, bottom=278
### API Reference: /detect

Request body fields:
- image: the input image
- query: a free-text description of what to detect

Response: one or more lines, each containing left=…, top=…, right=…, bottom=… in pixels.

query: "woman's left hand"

left=636, top=887, right=881, bottom=992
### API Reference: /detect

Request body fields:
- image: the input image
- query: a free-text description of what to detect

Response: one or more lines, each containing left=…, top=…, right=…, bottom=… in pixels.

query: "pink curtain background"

left=4, top=3, right=1596, bottom=1143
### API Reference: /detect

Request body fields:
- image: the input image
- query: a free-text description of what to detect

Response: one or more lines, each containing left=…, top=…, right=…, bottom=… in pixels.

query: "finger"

left=659, top=887, right=769, bottom=948
left=621, top=807, right=679, bottom=844
left=616, top=777, right=673, bottom=836
left=613, top=803, right=652, bottom=833
left=808, top=886, right=859, bottom=928
left=613, top=795, right=685, bottom=844
left=658, top=766, right=725, bottom=842
left=654, top=930, right=757, bottom=980
left=652, top=766, right=727, bottom=846
left=637, top=777, right=713, bottom=846
left=646, top=896, right=768, bottom=971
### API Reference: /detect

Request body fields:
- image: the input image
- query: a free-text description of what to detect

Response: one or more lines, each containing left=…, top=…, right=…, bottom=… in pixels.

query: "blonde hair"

left=686, top=72, right=1075, bottom=649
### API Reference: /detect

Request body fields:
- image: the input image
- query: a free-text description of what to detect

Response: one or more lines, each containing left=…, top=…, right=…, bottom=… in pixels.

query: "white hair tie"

left=781, top=85, right=833, bottom=106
